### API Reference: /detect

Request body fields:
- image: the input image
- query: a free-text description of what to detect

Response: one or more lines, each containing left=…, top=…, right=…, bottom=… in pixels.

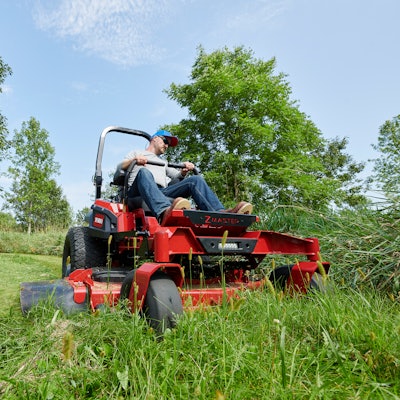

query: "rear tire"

left=62, top=227, right=107, bottom=277
left=269, top=265, right=293, bottom=291
left=269, top=266, right=329, bottom=293
left=309, top=272, right=329, bottom=293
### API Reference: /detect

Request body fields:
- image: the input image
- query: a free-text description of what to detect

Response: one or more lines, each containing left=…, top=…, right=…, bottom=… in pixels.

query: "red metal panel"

left=154, top=229, right=171, bottom=262
left=170, top=227, right=207, bottom=253
left=116, top=210, right=136, bottom=232
left=287, top=262, right=318, bottom=292
left=88, top=281, right=122, bottom=310
left=248, top=230, right=320, bottom=258
left=129, top=263, right=184, bottom=312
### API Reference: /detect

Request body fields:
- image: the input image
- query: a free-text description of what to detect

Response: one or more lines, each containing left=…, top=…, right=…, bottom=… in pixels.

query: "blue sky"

left=1, top=0, right=399, bottom=212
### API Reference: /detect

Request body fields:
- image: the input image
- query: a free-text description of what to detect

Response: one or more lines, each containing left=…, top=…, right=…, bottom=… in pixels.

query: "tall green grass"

left=0, top=230, right=67, bottom=256
left=0, top=286, right=399, bottom=399
left=263, top=205, right=400, bottom=295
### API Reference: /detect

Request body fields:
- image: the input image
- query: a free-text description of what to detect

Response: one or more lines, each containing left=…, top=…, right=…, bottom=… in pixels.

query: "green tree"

left=164, top=46, right=365, bottom=210
left=74, top=206, right=91, bottom=226
left=4, top=117, right=72, bottom=232
left=370, top=114, right=400, bottom=203
left=0, top=56, right=12, bottom=162
left=0, top=211, right=18, bottom=231
left=317, top=136, right=366, bottom=207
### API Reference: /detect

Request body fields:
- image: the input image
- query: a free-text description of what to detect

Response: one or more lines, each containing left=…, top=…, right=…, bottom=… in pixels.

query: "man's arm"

left=166, top=161, right=195, bottom=182
left=121, top=154, right=148, bottom=170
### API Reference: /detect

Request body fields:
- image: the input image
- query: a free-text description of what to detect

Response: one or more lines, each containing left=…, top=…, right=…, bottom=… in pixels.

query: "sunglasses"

left=159, top=136, right=169, bottom=145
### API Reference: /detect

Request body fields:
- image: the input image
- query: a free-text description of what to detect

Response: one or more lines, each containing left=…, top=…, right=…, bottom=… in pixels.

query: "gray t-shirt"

left=122, top=150, right=182, bottom=188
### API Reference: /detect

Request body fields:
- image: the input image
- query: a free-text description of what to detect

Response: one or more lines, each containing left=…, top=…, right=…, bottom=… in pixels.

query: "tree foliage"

left=3, top=117, right=72, bottom=232
left=0, top=56, right=12, bottom=162
left=371, top=114, right=400, bottom=202
left=164, top=46, right=365, bottom=210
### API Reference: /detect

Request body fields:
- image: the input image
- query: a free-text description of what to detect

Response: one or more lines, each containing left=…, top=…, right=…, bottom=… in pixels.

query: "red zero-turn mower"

left=20, top=127, right=330, bottom=333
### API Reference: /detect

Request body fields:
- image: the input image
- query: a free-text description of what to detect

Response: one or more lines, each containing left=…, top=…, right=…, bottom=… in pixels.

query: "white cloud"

left=70, top=81, right=88, bottom=92
left=225, top=0, right=288, bottom=31
left=31, top=0, right=289, bottom=68
left=32, top=0, right=173, bottom=67
left=1, top=84, right=13, bottom=95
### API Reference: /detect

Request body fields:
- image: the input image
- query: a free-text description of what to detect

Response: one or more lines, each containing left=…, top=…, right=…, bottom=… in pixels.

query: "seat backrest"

left=112, top=166, right=126, bottom=186
left=127, top=197, right=152, bottom=213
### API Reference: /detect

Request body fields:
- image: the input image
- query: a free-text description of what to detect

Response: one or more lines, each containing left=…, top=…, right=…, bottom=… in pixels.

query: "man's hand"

left=135, top=156, right=148, bottom=166
left=121, top=156, right=147, bottom=169
left=181, top=161, right=195, bottom=176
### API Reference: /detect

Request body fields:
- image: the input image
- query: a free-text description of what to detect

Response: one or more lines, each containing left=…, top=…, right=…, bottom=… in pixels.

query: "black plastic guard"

left=20, top=279, right=88, bottom=315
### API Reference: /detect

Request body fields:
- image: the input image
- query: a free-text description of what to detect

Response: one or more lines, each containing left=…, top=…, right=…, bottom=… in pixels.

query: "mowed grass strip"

left=0, top=253, right=60, bottom=313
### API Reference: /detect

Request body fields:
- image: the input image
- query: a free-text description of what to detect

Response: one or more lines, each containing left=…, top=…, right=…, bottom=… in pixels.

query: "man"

left=120, top=130, right=253, bottom=225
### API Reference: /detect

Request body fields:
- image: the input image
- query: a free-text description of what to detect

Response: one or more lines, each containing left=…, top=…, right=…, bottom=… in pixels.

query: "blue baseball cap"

left=151, top=130, right=178, bottom=147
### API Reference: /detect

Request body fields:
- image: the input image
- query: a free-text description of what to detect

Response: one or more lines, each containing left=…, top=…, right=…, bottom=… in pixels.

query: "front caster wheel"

left=119, top=270, right=183, bottom=335
left=144, top=271, right=183, bottom=335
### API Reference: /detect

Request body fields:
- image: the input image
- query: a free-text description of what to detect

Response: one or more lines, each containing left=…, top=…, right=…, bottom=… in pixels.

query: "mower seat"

left=127, top=196, right=176, bottom=214
left=127, top=196, right=152, bottom=213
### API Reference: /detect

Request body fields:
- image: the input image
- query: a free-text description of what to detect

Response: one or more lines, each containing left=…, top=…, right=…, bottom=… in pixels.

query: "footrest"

left=184, top=210, right=257, bottom=228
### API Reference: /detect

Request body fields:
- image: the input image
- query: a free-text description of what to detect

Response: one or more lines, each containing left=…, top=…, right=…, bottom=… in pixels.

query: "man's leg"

left=162, top=175, right=224, bottom=211
left=128, top=168, right=171, bottom=217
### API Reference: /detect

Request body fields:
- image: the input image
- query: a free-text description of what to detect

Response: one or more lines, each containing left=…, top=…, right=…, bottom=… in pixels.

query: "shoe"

left=225, top=201, right=253, bottom=214
left=160, top=197, right=191, bottom=225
